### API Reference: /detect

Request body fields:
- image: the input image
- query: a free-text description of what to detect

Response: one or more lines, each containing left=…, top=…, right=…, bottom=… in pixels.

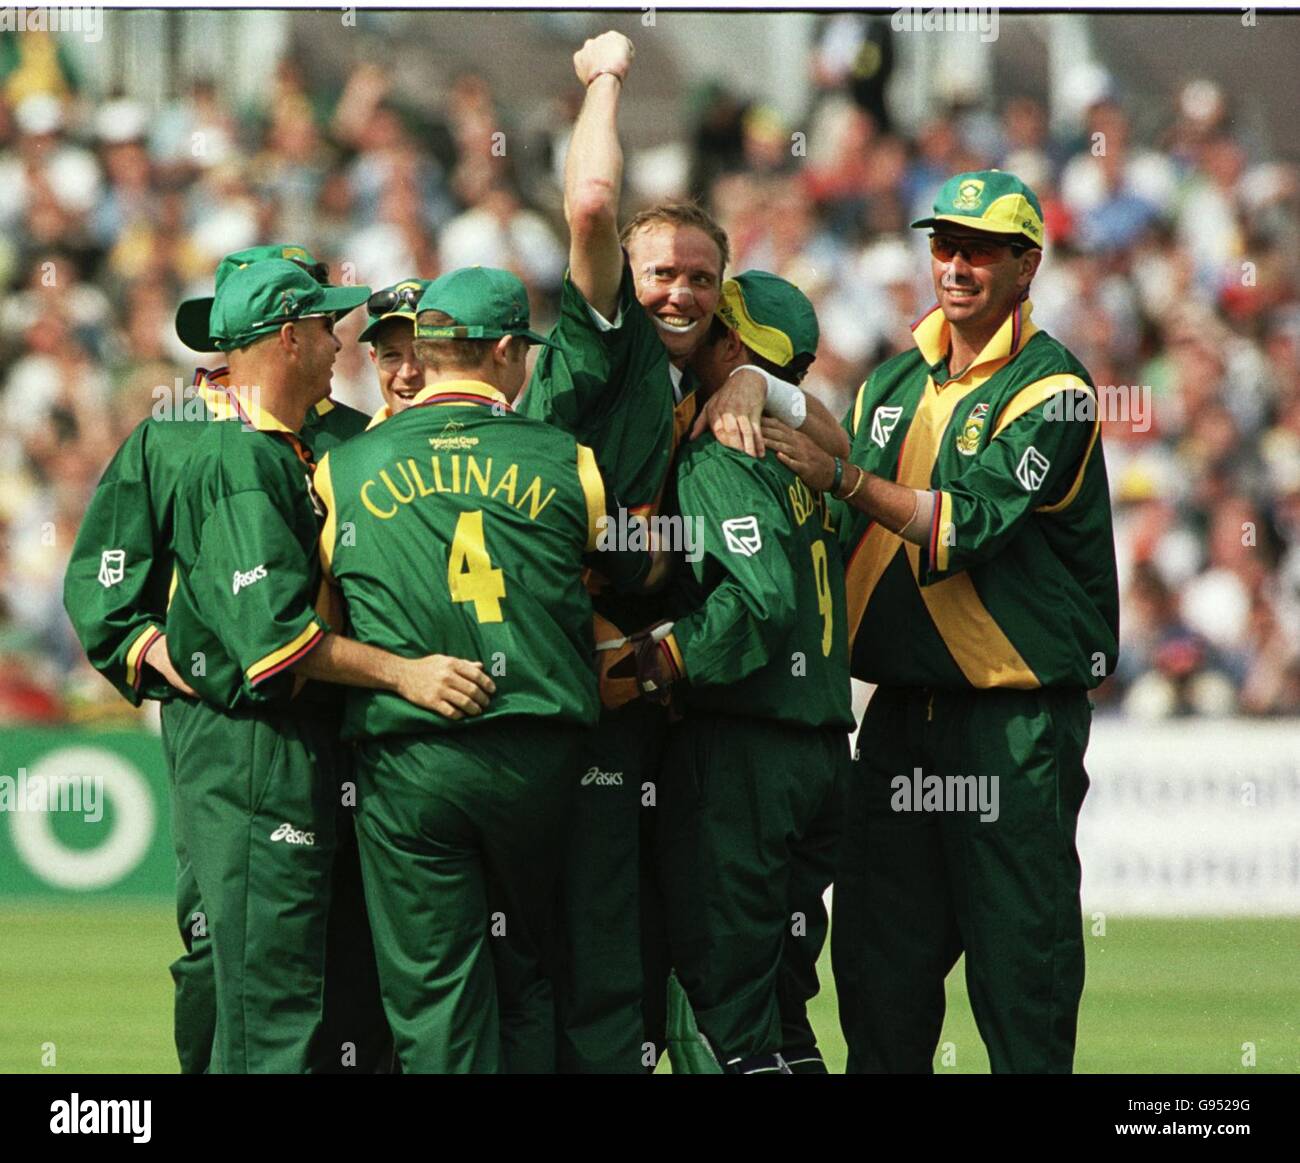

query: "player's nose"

left=947, top=250, right=976, bottom=278
left=667, top=282, right=696, bottom=309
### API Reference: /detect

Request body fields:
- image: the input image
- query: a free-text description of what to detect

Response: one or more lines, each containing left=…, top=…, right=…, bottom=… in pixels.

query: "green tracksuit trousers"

left=656, top=713, right=849, bottom=1068
left=832, top=685, right=1092, bottom=1074
left=353, top=720, right=583, bottom=1074
left=168, top=699, right=345, bottom=1073
left=554, top=699, right=670, bottom=1073
left=159, top=698, right=216, bottom=1075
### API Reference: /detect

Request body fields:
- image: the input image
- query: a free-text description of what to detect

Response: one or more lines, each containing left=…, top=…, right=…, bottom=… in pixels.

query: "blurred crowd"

left=2, top=17, right=1297, bottom=723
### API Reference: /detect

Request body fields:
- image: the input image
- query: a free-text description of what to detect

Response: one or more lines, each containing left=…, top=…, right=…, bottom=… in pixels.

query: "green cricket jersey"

left=520, top=263, right=699, bottom=629
left=840, top=298, right=1119, bottom=690
left=316, top=379, right=649, bottom=739
left=63, top=367, right=367, bottom=705
left=521, top=263, right=698, bottom=512
left=303, top=393, right=371, bottom=454
left=664, top=434, right=854, bottom=729
left=165, top=385, right=334, bottom=711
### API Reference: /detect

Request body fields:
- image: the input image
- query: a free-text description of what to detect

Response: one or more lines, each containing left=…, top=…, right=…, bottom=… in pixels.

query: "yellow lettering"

left=407, top=458, right=435, bottom=497
left=491, top=463, right=518, bottom=505
left=789, top=479, right=813, bottom=527
left=811, top=540, right=834, bottom=657
left=466, top=455, right=492, bottom=496
left=452, top=453, right=460, bottom=494
left=448, top=510, right=506, bottom=622
left=430, top=456, right=448, bottom=492
left=361, top=479, right=397, bottom=519
left=381, top=465, right=415, bottom=505
left=517, top=475, right=557, bottom=520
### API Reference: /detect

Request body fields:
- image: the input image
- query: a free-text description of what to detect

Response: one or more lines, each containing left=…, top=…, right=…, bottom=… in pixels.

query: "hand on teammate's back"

left=398, top=655, right=496, bottom=720
left=572, top=29, right=635, bottom=87
left=691, top=368, right=767, bottom=457
left=762, top=418, right=837, bottom=493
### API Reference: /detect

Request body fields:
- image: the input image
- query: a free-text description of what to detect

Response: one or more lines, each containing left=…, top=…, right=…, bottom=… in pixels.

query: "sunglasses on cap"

left=929, top=235, right=1032, bottom=267
left=367, top=285, right=423, bottom=316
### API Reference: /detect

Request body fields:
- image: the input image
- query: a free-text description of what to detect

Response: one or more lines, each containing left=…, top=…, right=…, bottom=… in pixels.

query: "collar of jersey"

left=194, top=367, right=334, bottom=431
left=219, top=384, right=296, bottom=434
left=409, top=379, right=510, bottom=410
left=911, top=297, right=1039, bottom=382
left=194, top=366, right=233, bottom=418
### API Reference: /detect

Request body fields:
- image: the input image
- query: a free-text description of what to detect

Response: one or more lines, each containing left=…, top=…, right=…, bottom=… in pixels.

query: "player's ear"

left=1019, top=248, right=1042, bottom=290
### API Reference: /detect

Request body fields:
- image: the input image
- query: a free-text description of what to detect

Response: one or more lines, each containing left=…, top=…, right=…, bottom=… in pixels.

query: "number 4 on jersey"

left=448, top=510, right=506, bottom=623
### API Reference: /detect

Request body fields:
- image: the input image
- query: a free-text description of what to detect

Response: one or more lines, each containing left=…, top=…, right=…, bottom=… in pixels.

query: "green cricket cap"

left=208, top=259, right=370, bottom=353
left=414, top=266, right=551, bottom=346
left=911, top=169, right=1045, bottom=248
left=358, top=277, right=432, bottom=343
left=715, top=270, right=819, bottom=370
left=176, top=244, right=328, bottom=352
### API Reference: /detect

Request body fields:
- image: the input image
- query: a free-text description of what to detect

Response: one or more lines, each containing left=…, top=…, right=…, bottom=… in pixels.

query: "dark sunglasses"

left=367, top=285, right=423, bottom=316
left=929, top=235, right=1031, bottom=267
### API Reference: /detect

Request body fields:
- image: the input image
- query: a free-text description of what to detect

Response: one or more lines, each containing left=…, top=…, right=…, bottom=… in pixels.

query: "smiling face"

left=368, top=318, right=425, bottom=414
left=625, top=222, right=724, bottom=366
left=930, top=227, right=1041, bottom=342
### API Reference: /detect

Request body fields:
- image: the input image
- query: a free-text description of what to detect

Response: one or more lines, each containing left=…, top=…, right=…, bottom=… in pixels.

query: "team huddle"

left=64, top=32, right=1118, bottom=1074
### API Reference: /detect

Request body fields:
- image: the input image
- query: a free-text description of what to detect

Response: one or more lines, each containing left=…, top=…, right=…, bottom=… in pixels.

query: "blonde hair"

left=412, top=310, right=499, bottom=372
left=619, top=200, right=730, bottom=275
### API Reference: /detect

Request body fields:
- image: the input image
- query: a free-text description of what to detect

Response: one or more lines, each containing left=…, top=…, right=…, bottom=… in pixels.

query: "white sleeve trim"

left=586, top=299, right=624, bottom=332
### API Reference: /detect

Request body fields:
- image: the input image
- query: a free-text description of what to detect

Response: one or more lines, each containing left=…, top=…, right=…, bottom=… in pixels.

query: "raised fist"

left=573, top=30, right=634, bottom=87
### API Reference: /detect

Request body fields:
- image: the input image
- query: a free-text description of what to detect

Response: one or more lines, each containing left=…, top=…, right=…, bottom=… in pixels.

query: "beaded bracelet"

left=830, top=457, right=845, bottom=495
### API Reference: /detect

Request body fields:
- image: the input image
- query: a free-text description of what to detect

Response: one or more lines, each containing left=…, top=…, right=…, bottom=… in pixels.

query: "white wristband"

left=897, top=489, right=937, bottom=546
left=733, top=364, right=807, bottom=429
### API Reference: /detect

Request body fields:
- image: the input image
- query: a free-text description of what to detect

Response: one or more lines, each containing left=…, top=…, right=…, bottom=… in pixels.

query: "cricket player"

left=357, top=278, right=431, bottom=423
left=314, top=266, right=652, bottom=1073
left=63, top=242, right=371, bottom=1074
left=520, top=28, right=845, bottom=1073
left=183, top=245, right=391, bottom=1074
left=766, top=171, right=1119, bottom=1073
left=165, top=259, right=493, bottom=1074
left=614, top=272, right=854, bottom=1073
left=176, top=244, right=373, bottom=453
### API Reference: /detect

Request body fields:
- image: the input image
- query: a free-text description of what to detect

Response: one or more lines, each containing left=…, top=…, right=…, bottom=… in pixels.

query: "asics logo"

left=232, top=565, right=268, bottom=595
left=581, top=766, right=623, bottom=787
left=269, top=822, right=315, bottom=845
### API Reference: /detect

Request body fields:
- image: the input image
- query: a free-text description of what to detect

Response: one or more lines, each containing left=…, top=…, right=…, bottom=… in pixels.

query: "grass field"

left=1, top=905, right=1296, bottom=1073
